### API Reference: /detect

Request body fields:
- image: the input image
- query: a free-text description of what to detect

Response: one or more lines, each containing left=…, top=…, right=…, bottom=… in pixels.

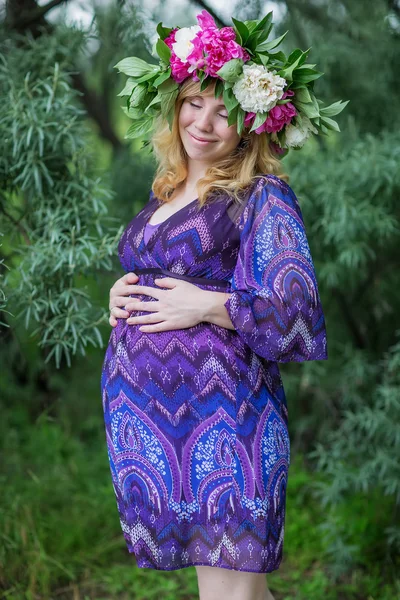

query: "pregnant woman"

left=102, top=9, right=346, bottom=600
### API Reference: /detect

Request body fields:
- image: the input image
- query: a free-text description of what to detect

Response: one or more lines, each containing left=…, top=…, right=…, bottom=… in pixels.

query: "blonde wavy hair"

left=150, top=78, right=289, bottom=207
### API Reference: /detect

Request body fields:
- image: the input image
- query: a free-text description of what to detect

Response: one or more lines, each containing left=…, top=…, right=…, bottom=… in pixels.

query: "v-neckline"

left=143, top=195, right=199, bottom=249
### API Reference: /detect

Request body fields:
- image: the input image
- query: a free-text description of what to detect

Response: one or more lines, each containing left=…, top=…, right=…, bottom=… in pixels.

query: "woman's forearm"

left=200, top=290, right=235, bottom=330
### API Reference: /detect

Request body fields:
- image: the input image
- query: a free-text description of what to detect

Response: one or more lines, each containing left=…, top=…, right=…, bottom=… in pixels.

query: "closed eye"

left=189, top=102, right=228, bottom=119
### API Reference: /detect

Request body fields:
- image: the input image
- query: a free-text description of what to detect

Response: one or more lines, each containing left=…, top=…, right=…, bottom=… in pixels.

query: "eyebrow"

left=191, top=96, right=227, bottom=109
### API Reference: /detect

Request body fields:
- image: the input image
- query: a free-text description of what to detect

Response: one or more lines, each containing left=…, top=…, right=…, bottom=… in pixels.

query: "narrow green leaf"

left=256, top=31, right=288, bottom=53
left=214, top=79, right=224, bottom=99
left=200, top=77, right=213, bottom=92
left=237, top=107, right=245, bottom=135
left=320, top=99, right=350, bottom=117
left=156, top=38, right=171, bottom=63
left=232, top=18, right=250, bottom=44
left=250, top=12, right=273, bottom=34
left=227, top=105, right=239, bottom=127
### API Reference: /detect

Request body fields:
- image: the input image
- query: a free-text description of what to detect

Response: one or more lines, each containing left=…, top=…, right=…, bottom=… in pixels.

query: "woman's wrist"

left=200, top=290, right=235, bottom=330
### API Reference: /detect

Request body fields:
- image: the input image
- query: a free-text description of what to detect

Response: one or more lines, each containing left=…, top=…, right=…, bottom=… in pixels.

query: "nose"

left=194, top=108, right=214, bottom=133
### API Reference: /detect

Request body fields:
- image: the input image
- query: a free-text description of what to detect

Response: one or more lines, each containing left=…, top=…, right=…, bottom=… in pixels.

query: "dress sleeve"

left=224, top=175, right=328, bottom=363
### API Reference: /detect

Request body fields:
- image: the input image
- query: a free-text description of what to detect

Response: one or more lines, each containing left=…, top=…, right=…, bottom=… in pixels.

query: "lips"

left=188, top=132, right=218, bottom=143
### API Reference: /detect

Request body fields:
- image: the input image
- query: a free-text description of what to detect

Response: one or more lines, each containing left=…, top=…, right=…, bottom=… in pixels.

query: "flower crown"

left=114, top=10, right=349, bottom=157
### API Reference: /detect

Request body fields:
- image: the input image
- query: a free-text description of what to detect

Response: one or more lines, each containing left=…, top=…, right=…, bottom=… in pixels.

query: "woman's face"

left=178, top=91, right=241, bottom=164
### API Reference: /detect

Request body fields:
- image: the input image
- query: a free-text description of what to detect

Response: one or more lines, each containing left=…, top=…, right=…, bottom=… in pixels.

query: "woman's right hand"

left=109, top=272, right=140, bottom=327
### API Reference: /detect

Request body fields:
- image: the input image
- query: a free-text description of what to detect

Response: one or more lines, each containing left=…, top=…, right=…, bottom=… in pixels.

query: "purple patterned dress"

left=101, top=174, right=328, bottom=573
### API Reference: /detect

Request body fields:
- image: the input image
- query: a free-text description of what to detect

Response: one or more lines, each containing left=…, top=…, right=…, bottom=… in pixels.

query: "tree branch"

left=6, top=0, right=70, bottom=30
left=188, top=0, right=227, bottom=27
left=0, top=204, right=31, bottom=246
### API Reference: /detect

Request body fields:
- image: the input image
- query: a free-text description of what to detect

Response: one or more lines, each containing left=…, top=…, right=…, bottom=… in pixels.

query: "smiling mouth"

left=188, top=132, right=218, bottom=143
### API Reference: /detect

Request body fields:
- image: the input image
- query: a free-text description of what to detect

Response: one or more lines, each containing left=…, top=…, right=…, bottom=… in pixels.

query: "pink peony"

left=196, top=9, right=217, bottom=30
left=164, top=28, right=192, bottom=83
left=165, top=11, right=250, bottom=83
left=244, top=89, right=297, bottom=134
left=187, top=13, right=250, bottom=78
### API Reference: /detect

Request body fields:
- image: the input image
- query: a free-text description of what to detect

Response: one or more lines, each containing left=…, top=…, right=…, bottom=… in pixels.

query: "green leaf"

left=251, top=12, right=273, bottom=34
left=320, top=115, right=341, bottom=132
left=268, top=50, right=287, bottom=63
left=287, top=48, right=304, bottom=65
left=214, top=79, right=224, bottom=99
left=154, top=70, right=172, bottom=87
left=256, top=31, right=289, bottom=53
left=156, top=38, right=171, bottom=63
left=232, top=18, right=250, bottom=44
left=116, top=77, right=136, bottom=97
left=320, top=99, right=350, bottom=117
left=278, top=49, right=311, bottom=81
left=125, top=116, right=154, bottom=139
left=156, top=22, right=173, bottom=41
left=216, top=58, right=244, bottom=83
left=200, top=76, right=213, bottom=92
left=113, top=57, right=158, bottom=77
left=223, top=87, right=239, bottom=112
left=293, top=87, right=312, bottom=103
left=144, top=93, right=162, bottom=112
left=258, top=53, right=269, bottom=67
left=129, top=83, right=148, bottom=108
left=249, top=112, right=267, bottom=133
left=293, top=68, right=324, bottom=83
left=243, top=20, right=259, bottom=34
left=121, top=105, right=143, bottom=120
left=294, top=61, right=315, bottom=69
left=133, top=70, right=161, bottom=84
left=294, top=100, right=320, bottom=118
left=227, top=105, right=239, bottom=127
left=158, top=78, right=179, bottom=94
left=276, top=97, right=295, bottom=106
left=160, top=88, right=179, bottom=120
left=246, top=13, right=273, bottom=46
left=236, top=106, right=245, bottom=136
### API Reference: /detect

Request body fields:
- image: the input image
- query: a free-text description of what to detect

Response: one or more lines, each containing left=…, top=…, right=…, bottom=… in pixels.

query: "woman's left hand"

left=124, top=277, right=207, bottom=332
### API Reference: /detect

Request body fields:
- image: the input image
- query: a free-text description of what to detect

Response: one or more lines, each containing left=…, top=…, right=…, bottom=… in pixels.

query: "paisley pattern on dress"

left=101, top=174, right=328, bottom=573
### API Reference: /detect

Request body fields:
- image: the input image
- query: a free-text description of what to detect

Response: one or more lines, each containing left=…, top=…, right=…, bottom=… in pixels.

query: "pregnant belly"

left=102, top=316, right=255, bottom=398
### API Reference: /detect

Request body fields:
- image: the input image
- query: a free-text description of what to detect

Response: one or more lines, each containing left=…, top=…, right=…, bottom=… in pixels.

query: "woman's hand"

left=109, top=272, right=140, bottom=327
left=124, top=277, right=208, bottom=332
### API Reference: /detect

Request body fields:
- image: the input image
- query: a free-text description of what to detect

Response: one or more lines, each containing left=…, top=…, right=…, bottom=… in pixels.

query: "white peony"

left=232, top=64, right=287, bottom=113
left=172, top=25, right=201, bottom=62
left=285, top=116, right=318, bottom=148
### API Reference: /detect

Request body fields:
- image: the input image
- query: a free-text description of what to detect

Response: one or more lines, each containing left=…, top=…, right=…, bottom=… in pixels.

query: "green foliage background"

left=0, top=1, right=399, bottom=598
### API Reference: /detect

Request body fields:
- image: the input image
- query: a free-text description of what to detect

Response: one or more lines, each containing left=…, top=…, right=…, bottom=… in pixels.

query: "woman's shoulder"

left=247, top=173, right=303, bottom=219
left=252, top=173, right=293, bottom=195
